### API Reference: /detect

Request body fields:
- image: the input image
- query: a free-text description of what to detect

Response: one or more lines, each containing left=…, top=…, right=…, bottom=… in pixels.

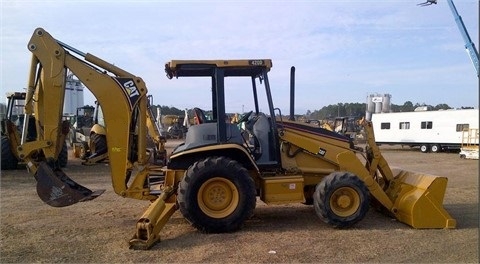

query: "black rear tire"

left=313, top=172, right=370, bottom=228
left=1, top=136, right=18, bottom=170
left=90, top=133, right=107, bottom=161
left=177, top=156, right=256, bottom=233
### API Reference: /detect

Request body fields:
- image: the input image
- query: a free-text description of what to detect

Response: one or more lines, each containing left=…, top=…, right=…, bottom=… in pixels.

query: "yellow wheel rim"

left=198, top=177, right=239, bottom=218
left=329, top=187, right=361, bottom=217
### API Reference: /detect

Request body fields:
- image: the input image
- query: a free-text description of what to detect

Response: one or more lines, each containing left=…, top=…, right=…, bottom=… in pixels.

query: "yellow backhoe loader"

left=2, top=91, right=68, bottom=169
left=13, top=28, right=455, bottom=250
left=72, top=95, right=167, bottom=167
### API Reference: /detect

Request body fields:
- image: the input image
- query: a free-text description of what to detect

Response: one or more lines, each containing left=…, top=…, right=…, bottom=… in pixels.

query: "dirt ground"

left=1, top=140, right=478, bottom=263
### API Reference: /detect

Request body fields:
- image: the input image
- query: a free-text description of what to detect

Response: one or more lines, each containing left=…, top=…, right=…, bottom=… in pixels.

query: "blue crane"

left=418, top=0, right=479, bottom=77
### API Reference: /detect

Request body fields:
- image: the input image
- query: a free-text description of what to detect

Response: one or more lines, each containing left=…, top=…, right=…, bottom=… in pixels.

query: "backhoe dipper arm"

left=20, top=28, right=154, bottom=205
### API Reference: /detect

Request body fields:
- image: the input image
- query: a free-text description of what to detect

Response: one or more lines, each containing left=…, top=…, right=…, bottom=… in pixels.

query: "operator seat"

left=252, top=113, right=272, bottom=164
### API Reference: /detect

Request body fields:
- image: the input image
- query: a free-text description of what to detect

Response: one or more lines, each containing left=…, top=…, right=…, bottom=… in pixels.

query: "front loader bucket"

left=386, top=168, right=456, bottom=229
left=36, top=162, right=105, bottom=207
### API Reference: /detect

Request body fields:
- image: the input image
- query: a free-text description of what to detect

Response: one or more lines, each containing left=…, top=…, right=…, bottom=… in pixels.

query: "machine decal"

left=318, top=148, right=326, bottom=156
left=249, top=60, right=265, bottom=66
left=114, top=77, right=141, bottom=109
left=111, top=147, right=122, bottom=152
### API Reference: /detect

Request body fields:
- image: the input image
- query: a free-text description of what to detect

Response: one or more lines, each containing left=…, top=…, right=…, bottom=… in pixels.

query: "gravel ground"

left=1, top=142, right=478, bottom=263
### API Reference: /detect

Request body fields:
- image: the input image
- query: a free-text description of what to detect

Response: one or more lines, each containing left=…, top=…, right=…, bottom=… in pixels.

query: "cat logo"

left=318, top=148, right=326, bottom=156
left=124, top=80, right=140, bottom=98
left=114, top=77, right=141, bottom=109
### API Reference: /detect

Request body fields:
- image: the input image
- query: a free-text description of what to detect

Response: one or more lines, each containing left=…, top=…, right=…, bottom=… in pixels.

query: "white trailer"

left=371, top=109, right=479, bottom=153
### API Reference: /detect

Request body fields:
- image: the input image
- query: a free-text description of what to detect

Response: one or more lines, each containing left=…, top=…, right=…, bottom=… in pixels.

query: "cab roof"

left=165, top=59, right=272, bottom=78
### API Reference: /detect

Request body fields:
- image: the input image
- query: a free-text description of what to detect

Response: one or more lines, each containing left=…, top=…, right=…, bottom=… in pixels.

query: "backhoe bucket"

left=387, top=168, right=456, bottom=229
left=36, top=162, right=105, bottom=207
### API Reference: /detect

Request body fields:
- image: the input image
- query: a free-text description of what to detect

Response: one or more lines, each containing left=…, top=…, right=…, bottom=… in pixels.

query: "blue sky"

left=1, top=0, right=478, bottom=114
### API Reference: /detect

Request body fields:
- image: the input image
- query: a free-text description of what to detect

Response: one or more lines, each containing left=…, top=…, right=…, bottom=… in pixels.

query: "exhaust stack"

left=289, top=66, right=295, bottom=121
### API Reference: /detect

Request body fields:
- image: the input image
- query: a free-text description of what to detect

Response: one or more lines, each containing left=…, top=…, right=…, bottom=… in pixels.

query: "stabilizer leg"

left=129, top=187, right=177, bottom=250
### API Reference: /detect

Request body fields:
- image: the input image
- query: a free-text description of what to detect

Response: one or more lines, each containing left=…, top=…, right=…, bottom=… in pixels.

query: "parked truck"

left=371, top=109, right=478, bottom=153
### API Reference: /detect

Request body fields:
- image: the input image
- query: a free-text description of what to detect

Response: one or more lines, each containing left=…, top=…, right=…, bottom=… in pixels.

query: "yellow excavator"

left=12, top=28, right=455, bottom=250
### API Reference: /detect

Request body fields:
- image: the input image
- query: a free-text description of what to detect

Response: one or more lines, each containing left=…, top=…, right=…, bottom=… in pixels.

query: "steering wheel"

left=236, top=111, right=253, bottom=124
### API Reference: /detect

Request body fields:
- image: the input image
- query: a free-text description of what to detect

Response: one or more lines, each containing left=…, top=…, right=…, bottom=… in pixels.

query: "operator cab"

left=165, top=60, right=281, bottom=170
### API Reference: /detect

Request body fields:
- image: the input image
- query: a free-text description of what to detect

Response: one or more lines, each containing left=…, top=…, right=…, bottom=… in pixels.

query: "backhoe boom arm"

left=20, top=28, right=154, bottom=200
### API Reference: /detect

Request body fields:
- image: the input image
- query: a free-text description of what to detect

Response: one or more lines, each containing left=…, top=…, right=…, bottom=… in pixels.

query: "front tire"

left=1, top=136, right=18, bottom=170
left=177, top=156, right=256, bottom=233
left=313, top=172, right=370, bottom=228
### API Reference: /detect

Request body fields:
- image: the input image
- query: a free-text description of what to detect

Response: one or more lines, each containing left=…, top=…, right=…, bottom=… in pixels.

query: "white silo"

left=365, top=94, right=375, bottom=121
left=371, top=95, right=383, bottom=113
left=382, top=94, right=391, bottom=113
left=367, top=94, right=375, bottom=113
left=64, top=73, right=84, bottom=116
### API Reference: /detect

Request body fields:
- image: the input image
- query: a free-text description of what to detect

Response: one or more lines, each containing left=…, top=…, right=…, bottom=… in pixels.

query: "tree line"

left=152, top=102, right=475, bottom=120
left=306, top=101, right=474, bottom=120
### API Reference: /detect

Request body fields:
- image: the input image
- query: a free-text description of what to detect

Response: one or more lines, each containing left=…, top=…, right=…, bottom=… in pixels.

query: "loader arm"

left=19, top=28, right=156, bottom=202
left=277, top=118, right=455, bottom=228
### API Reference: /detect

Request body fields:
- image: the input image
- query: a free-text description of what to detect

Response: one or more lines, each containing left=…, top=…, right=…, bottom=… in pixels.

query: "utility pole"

left=419, top=0, right=479, bottom=77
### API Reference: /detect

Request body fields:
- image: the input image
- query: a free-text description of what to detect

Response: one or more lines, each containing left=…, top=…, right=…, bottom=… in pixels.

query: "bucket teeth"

left=36, top=162, right=104, bottom=207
